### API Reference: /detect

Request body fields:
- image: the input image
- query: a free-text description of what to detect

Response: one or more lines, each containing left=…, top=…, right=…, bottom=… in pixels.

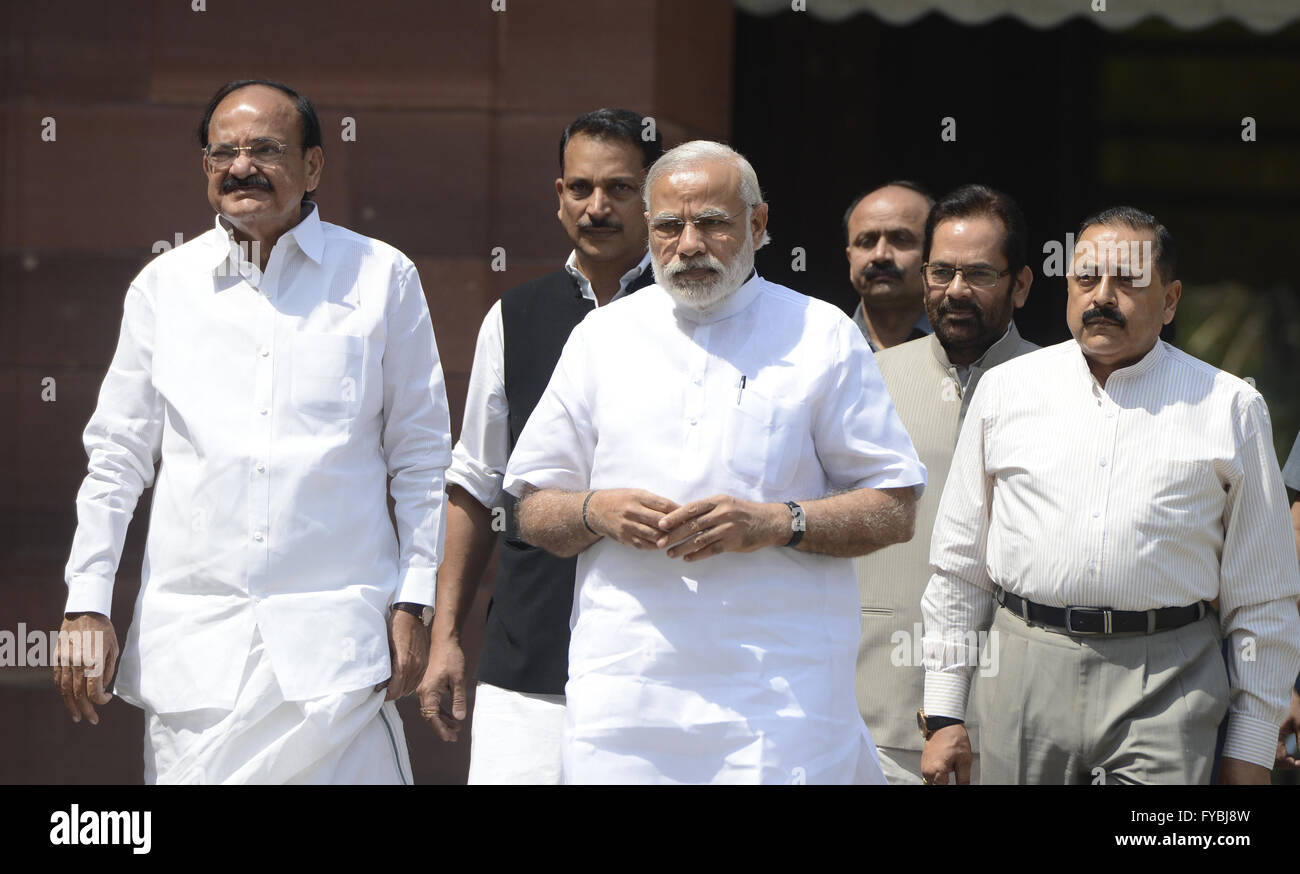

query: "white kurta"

left=504, top=274, right=926, bottom=784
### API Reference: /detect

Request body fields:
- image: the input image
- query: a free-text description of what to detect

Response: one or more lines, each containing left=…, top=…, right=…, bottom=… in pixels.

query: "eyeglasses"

left=202, top=138, right=292, bottom=170
left=649, top=207, right=753, bottom=241
left=922, top=263, right=1011, bottom=289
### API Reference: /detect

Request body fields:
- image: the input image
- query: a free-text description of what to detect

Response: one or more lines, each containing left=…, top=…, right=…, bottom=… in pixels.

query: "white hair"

left=643, top=140, right=770, bottom=249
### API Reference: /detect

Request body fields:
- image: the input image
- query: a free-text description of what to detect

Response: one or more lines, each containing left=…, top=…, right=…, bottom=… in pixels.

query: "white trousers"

left=467, top=682, right=566, bottom=784
left=143, top=629, right=412, bottom=785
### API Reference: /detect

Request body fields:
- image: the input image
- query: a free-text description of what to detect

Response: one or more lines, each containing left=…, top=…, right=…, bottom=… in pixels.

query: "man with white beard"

left=502, top=141, right=926, bottom=784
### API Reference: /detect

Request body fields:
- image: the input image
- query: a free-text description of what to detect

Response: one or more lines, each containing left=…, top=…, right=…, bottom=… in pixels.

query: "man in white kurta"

left=503, top=141, right=926, bottom=784
left=54, top=81, right=450, bottom=783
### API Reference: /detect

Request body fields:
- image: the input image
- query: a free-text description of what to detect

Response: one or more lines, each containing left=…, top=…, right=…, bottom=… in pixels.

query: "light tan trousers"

left=973, top=607, right=1227, bottom=784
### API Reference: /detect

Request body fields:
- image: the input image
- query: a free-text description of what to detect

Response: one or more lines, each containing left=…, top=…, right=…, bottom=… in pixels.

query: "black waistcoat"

left=476, top=264, right=652, bottom=694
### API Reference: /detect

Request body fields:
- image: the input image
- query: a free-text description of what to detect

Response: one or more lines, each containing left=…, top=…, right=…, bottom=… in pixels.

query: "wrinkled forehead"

left=208, top=85, right=300, bottom=143
left=649, top=161, right=743, bottom=214
left=1071, top=224, right=1158, bottom=275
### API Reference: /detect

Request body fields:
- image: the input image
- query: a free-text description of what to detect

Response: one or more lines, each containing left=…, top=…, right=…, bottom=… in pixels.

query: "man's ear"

left=304, top=145, right=325, bottom=192
left=1012, top=265, right=1033, bottom=308
left=750, top=202, right=769, bottom=247
left=1162, top=279, right=1182, bottom=325
left=555, top=177, right=565, bottom=222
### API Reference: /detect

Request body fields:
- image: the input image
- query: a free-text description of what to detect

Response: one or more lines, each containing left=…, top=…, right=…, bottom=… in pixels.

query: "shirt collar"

left=1073, top=336, right=1167, bottom=387
left=564, top=250, right=652, bottom=303
left=203, top=202, right=324, bottom=277
left=932, top=321, right=1022, bottom=372
left=853, top=301, right=931, bottom=352
left=671, top=269, right=763, bottom=324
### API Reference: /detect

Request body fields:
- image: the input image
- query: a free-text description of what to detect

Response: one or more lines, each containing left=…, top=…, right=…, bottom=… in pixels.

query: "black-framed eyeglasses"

left=202, top=138, right=293, bottom=170
left=922, top=263, right=1011, bottom=289
left=649, top=206, right=754, bottom=241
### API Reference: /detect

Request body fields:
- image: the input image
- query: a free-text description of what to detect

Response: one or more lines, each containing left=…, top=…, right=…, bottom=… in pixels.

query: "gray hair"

left=643, top=140, right=770, bottom=249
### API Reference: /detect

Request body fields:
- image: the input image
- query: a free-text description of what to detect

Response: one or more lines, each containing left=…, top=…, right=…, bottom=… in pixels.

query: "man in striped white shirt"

left=920, top=206, right=1300, bottom=784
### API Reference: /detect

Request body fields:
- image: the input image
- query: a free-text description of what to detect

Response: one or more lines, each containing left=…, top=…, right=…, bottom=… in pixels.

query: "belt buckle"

left=1064, top=605, right=1113, bottom=635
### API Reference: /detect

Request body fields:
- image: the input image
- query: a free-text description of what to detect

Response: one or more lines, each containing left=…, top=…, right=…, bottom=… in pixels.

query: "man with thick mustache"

left=843, top=182, right=934, bottom=351
left=920, top=206, right=1300, bottom=784
left=53, top=80, right=452, bottom=783
left=416, top=109, right=661, bottom=783
left=502, top=141, right=926, bottom=783
left=855, top=184, right=1037, bottom=784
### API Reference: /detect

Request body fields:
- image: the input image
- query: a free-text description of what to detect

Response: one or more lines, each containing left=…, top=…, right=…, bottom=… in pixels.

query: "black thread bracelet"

left=582, top=489, right=599, bottom=535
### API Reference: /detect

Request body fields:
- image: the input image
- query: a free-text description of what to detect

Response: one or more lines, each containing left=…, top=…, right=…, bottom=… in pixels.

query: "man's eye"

left=209, top=148, right=237, bottom=160
left=250, top=145, right=280, bottom=159
left=569, top=183, right=591, bottom=195
left=695, top=218, right=727, bottom=231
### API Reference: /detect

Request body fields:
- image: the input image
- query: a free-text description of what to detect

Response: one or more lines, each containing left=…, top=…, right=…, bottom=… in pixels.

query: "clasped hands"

left=584, top=488, right=789, bottom=561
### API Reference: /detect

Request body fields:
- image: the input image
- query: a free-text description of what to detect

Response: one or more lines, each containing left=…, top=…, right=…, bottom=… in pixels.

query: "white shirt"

left=921, top=338, right=1300, bottom=768
left=446, top=251, right=650, bottom=507
left=504, top=273, right=926, bottom=783
left=64, top=204, right=453, bottom=713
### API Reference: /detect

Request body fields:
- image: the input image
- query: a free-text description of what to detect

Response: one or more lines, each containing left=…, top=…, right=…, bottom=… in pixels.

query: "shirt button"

left=253, top=532, right=264, bottom=542
left=1092, top=510, right=1100, bottom=519
left=689, top=418, right=698, bottom=426
left=1099, top=458, right=1107, bottom=467
left=256, top=463, right=265, bottom=473
left=259, top=408, right=269, bottom=416
left=259, top=347, right=269, bottom=358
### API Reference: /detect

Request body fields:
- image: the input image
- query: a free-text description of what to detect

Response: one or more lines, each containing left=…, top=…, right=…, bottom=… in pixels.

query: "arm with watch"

left=515, top=484, right=916, bottom=561
left=378, top=601, right=434, bottom=701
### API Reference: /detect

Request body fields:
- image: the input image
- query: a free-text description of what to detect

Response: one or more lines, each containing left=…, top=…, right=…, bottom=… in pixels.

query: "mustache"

left=859, top=262, right=903, bottom=282
left=938, top=297, right=983, bottom=319
left=1082, top=306, right=1126, bottom=327
left=667, top=255, right=723, bottom=277
left=222, top=175, right=272, bottom=193
left=579, top=217, right=622, bottom=232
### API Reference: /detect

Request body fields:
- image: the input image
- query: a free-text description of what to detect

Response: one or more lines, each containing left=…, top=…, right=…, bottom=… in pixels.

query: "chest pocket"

left=291, top=332, right=364, bottom=420
left=722, top=387, right=800, bottom=492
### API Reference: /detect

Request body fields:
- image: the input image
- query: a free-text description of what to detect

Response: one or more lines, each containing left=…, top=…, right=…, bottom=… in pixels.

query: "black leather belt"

left=994, top=586, right=1208, bottom=636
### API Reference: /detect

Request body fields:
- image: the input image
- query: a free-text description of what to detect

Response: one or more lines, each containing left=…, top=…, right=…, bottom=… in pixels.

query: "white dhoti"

left=141, top=629, right=412, bottom=785
left=466, top=682, right=566, bottom=784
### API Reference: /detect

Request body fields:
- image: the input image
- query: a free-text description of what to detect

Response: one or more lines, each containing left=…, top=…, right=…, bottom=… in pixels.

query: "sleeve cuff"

left=923, top=671, right=971, bottom=722
left=1221, top=713, right=1283, bottom=770
left=64, top=575, right=114, bottom=617
left=394, top=566, right=437, bottom=608
left=446, top=443, right=504, bottom=509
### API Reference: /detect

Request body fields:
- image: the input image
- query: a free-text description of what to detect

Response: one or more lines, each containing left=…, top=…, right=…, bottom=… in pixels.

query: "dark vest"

left=476, top=263, right=653, bottom=694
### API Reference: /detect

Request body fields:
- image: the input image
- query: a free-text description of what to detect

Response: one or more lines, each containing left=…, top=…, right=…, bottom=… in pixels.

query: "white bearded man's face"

left=645, top=160, right=768, bottom=312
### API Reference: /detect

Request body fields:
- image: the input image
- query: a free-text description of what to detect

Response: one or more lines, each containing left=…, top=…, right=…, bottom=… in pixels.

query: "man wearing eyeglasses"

left=920, top=206, right=1300, bottom=784
left=502, top=141, right=926, bottom=783
left=415, top=109, right=662, bottom=783
left=53, top=79, right=451, bottom=784
left=855, top=184, right=1037, bottom=784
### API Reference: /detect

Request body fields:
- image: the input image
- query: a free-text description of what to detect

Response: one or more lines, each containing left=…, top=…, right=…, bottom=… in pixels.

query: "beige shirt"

left=922, top=338, right=1300, bottom=769
left=856, top=324, right=1037, bottom=751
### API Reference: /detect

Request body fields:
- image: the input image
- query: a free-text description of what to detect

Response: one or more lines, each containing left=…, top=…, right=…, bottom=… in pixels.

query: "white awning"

left=735, top=0, right=1300, bottom=34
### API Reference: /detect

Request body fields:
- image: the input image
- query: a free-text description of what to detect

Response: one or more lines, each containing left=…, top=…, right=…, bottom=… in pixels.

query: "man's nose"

left=587, top=187, right=611, bottom=216
left=229, top=151, right=257, bottom=177
left=1093, top=274, right=1119, bottom=306
left=869, top=236, right=891, bottom=263
left=677, top=220, right=706, bottom=256
left=947, top=272, right=974, bottom=300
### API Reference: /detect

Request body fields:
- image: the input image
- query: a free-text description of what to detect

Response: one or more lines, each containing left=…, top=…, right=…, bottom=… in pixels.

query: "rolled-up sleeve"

left=445, top=301, right=511, bottom=509
left=64, top=284, right=166, bottom=617
left=1218, top=396, right=1300, bottom=768
left=381, top=260, right=453, bottom=607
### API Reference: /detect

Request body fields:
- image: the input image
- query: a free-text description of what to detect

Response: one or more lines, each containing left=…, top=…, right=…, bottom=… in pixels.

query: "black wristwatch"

left=783, top=501, right=806, bottom=548
left=392, top=602, right=434, bottom=627
left=917, top=708, right=964, bottom=741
